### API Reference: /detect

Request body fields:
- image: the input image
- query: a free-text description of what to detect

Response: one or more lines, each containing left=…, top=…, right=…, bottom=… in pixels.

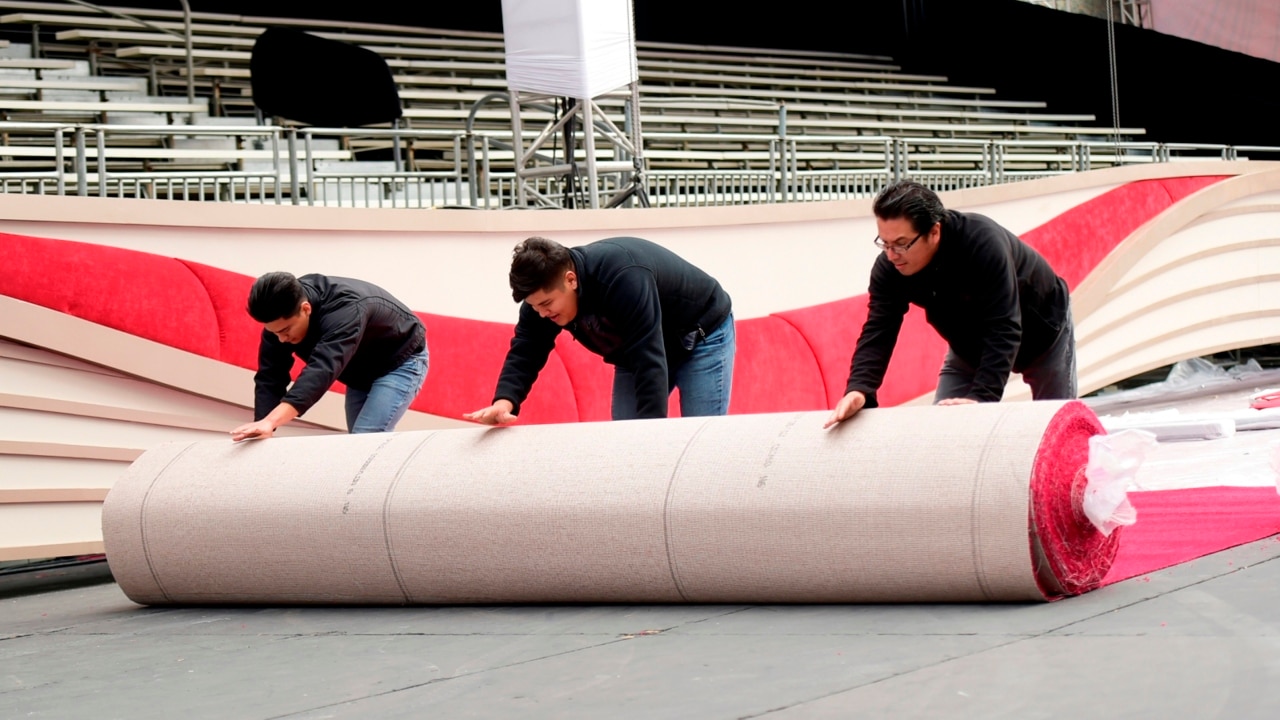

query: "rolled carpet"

left=102, top=400, right=1117, bottom=605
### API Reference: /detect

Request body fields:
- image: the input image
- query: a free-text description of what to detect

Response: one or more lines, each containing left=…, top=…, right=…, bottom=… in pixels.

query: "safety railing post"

left=54, top=128, right=65, bottom=196
left=286, top=128, right=298, bottom=205
left=467, top=132, right=478, bottom=208
left=95, top=128, right=106, bottom=197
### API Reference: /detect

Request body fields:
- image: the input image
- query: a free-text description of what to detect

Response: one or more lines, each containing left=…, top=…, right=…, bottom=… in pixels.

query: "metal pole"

left=391, top=117, right=403, bottom=172
left=95, top=129, right=106, bottom=197
left=452, top=134, right=463, bottom=207
left=620, top=97, right=633, bottom=206
left=54, top=128, right=65, bottom=196
left=631, top=80, right=647, bottom=208
left=482, top=135, right=492, bottom=209
left=467, top=132, right=479, bottom=208
left=509, top=90, right=526, bottom=207
left=582, top=98, right=599, bottom=209
left=286, top=128, right=298, bottom=205
left=74, top=128, right=87, bottom=196
left=305, top=131, right=316, bottom=206
left=270, top=129, right=281, bottom=204
left=179, top=0, right=194, bottom=103
left=783, top=137, right=793, bottom=199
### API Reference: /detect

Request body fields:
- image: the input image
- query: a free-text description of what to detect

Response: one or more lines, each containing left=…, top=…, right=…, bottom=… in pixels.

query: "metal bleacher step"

left=0, top=41, right=31, bottom=59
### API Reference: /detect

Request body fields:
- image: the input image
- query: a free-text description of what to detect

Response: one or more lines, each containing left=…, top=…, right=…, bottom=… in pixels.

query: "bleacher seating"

left=0, top=0, right=1156, bottom=205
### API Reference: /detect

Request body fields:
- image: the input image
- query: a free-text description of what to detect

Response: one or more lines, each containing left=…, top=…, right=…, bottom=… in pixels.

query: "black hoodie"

left=494, top=236, right=732, bottom=419
left=254, top=274, right=425, bottom=419
left=845, top=210, right=1069, bottom=406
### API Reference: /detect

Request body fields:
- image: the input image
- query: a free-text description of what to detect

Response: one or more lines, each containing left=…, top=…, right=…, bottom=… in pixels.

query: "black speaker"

left=250, top=28, right=403, bottom=127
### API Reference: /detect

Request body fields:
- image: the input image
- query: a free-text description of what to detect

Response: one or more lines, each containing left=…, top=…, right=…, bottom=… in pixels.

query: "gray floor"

left=6, top=371, right=1280, bottom=719
left=4, top=536, right=1280, bottom=720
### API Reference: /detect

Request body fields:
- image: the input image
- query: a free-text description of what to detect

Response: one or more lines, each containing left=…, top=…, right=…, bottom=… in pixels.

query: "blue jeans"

left=344, top=347, right=429, bottom=433
left=612, top=313, right=736, bottom=420
left=934, top=313, right=1077, bottom=402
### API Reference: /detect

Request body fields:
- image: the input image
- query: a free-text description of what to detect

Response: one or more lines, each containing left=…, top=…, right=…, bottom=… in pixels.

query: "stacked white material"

left=1100, top=407, right=1280, bottom=440
left=1101, top=410, right=1236, bottom=441
left=501, top=0, right=638, bottom=98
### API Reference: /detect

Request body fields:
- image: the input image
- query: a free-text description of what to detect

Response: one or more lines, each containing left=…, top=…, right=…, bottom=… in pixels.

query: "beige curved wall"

left=1071, top=168, right=1280, bottom=393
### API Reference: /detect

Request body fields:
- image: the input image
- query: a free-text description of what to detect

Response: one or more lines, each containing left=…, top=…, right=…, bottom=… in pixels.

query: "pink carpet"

left=1101, top=486, right=1280, bottom=586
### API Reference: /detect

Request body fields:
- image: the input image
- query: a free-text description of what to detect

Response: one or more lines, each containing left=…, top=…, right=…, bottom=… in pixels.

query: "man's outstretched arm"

left=231, top=402, right=299, bottom=441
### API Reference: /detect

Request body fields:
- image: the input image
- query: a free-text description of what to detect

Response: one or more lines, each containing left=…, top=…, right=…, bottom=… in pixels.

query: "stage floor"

left=3, top=377, right=1279, bottom=719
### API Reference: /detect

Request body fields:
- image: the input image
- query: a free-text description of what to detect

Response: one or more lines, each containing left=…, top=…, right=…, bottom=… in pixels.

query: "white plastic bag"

left=1084, top=429, right=1159, bottom=536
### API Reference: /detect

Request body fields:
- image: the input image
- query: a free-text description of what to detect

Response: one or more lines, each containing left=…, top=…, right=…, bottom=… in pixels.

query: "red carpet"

left=1101, top=486, right=1280, bottom=586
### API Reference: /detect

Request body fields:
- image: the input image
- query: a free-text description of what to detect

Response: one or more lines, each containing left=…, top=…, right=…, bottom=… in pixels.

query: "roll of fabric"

left=102, top=400, right=1117, bottom=605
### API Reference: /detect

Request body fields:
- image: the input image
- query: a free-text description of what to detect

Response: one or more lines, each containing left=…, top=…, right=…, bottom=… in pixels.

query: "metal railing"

left=0, top=121, right=1277, bottom=208
left=298, top=127, right=468, bottom=208
left=0, top=122, right=474, bottom=207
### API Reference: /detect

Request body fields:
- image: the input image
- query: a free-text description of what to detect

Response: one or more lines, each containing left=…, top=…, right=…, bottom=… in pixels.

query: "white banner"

left=501, top=0, right=638, bottom=98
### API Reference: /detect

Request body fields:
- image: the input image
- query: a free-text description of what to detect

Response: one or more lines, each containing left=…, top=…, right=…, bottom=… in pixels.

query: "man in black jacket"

left=230, top=272, right=428, bottom=440
left=465, top=236, right=735, bottom=424
left=824, top=180, right=1075, bottom=428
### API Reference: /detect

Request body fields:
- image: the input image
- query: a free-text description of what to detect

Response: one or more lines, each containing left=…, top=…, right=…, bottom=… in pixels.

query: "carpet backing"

left=102, top=400, right=1116, bottom=605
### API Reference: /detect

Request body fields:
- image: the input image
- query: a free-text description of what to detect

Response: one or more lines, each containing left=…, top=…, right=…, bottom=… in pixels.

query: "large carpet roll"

left=102, top=400, right=1117, bottom=605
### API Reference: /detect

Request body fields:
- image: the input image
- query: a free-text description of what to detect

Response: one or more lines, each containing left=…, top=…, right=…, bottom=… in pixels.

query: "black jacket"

left=494, top=236, right=732, bottom=419
left=254, top=274, right=426, bottom=419
left=845, top=210, right=1069, bottom=406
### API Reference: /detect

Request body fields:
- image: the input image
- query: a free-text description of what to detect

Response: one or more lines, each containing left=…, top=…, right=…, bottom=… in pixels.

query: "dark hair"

left=247, top=271, right=306, bottom=323
left=509, top=236, right=573, bottom=302
left=872, top=180, right=946, bottom=235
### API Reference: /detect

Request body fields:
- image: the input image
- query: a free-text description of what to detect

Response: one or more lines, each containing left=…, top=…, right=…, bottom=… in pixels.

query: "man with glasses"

left=824, top=180, right=1075, bottom=428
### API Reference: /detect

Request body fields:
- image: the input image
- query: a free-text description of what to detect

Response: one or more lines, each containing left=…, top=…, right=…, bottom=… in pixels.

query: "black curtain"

left=250, top=28, right=402, bottom=127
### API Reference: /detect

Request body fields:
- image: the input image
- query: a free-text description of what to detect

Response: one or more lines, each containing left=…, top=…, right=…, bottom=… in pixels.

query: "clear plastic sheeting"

left=1086, top=357, right=1280, bottom=414
left=501, top=0, right=638, bottom=98
left=1084, top=430, right=1156, bottom=536
left=1088, top=367, right=1280, bottom=492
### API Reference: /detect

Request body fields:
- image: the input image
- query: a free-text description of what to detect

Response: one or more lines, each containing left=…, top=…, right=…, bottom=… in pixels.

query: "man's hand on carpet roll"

left=823, top=391, right=867, bottom=429
left=230, top=403, right=296, bottom=441
left=937, top=398, right=979, bottom=406
left=464, top=399, right=518, bottom=425
left=230, top=420, right=276, bottom=442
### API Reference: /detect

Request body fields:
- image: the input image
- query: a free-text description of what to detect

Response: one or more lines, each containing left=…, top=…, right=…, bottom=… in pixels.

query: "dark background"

left=32, top=0, right=1280, bottom=147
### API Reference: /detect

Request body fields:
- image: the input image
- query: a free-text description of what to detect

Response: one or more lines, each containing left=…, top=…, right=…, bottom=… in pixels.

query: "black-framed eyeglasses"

left=873, top=232, right=924, bottom=255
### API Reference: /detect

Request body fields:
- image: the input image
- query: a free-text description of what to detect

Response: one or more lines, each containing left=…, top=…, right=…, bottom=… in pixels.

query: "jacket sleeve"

left=281, top=303, right=366, bottom=416
left=966, top=236, right=1023, bottom=403
left=253, top=333, right=294, bottom=420
left=605, top=266, right=669, bottom=419
left=843, top=259, right=908, bottom=408
left=493, top=302, right=560, bottom=415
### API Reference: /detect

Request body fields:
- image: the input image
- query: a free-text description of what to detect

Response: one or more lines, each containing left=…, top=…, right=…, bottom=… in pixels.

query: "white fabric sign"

left=501, top=0, right=638, bottom=98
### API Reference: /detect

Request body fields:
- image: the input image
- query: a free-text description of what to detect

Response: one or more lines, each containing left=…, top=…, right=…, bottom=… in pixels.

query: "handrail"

left=1, top=120, right=1279, bottom=208
left=62, top=0, right=185, bottom=39
left=58, top=0, right=194, bottom=101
